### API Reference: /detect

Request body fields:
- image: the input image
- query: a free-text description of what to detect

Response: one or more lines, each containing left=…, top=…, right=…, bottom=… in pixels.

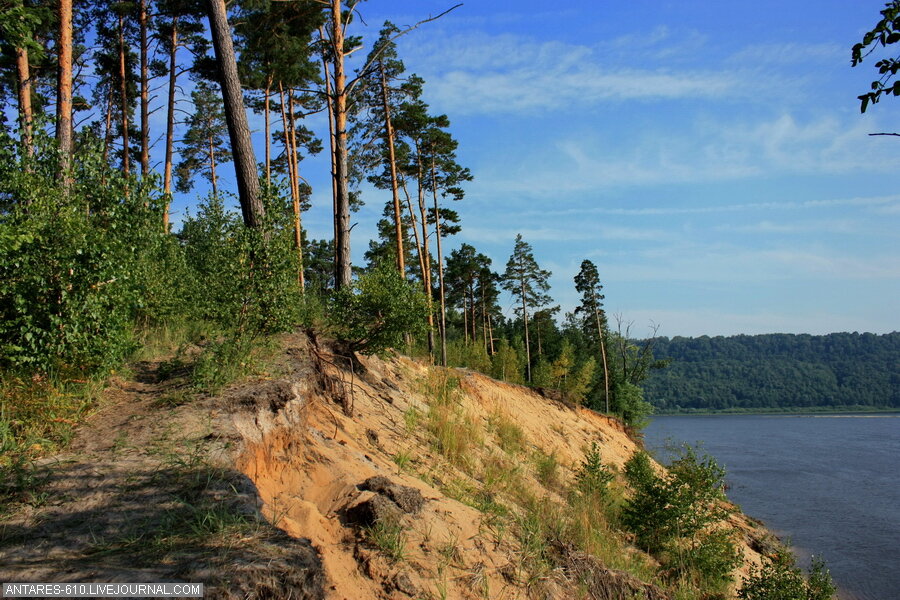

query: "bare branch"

left=346, top=3, right=463, bottom=94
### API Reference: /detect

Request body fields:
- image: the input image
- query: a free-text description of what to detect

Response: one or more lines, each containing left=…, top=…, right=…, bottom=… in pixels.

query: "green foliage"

left=423, top=370, right=481, bottom=466
left=364, top=516, right=408, bottom=563
left=575, top=441, right=615, bottom=497
left=502, top=234, right=552, bottom=317
left=490, top=413, right=526, bottom=454
left=179, top=191, right=302, bottom=335
left=561, top=355, right=596, bottom=405
left=533, top=450, right=559, bottom=489
left=738, top=553, right=836, bottom=600
left=175, top=80, right=231, bottom=194
left=643, top=333, right=900, bottom=412
left=612, top=382, right=654, bottom=429
left=851, top=1, right=900, bottom=113
left=329, top=262, right=429, bottom=356
left=623, top=446, right=739, bottom=585
left=446, top=339, right=491, bottom=373
left=0, top=132, right=167, bottom=374
left=530, top=357, right=553, bottom=388
left=489, top=338, right=524, bottom=384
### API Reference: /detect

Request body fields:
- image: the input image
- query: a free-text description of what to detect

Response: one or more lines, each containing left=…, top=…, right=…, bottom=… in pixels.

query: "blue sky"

left=175, top=0, right=900, bottom=337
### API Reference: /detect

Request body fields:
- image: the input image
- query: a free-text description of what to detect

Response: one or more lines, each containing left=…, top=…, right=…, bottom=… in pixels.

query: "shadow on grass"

left=0, top=460, right=325, bottom=600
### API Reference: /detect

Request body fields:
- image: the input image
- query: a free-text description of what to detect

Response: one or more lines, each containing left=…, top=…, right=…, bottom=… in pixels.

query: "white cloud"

left=459, top=224, right=671, bottom=246
left=726, top=42, right=844, bottom=66
left=523, top=194, right=900, bottom=218
left=401, top=32, right=754, bottom=116
left=468, top=112, right=899, bottom=198
left=713, top=219, right=863, bottom=235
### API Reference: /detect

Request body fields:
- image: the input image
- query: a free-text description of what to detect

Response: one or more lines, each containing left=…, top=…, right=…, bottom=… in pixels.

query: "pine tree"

left=175, top=80, right=230, bottom=197
left=237, top=0, right=322, bottom=283
left=502, top=234, right=552, bottom=382
left=353, top=21, right=407, bottom=276
left=205, top=0, right=264, bottom=228
left=423, top=113, right=470, bottom=366
left=446, top=244, right=491, bottom=346
left=574, top=259, right=612, bottom=412
left=153, top=0, right=207, bottom=229
left=56, top=0, right=73, bottom=178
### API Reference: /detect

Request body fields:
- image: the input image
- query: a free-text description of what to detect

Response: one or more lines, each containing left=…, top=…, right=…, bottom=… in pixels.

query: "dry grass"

left=423, top=370, right=483, bottom=467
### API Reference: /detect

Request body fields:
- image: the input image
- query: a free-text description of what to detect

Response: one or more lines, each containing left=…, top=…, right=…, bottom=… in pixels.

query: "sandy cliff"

left=0, top=331, right=772, bottom=599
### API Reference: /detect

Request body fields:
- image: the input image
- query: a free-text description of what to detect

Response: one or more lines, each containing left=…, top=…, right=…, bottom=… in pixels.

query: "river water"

left=644, top=414, right=900, bottom=600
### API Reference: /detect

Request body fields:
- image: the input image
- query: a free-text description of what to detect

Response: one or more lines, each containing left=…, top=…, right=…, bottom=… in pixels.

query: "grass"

left=403, top=406, right=421, bottom=433
left=0, top=373, right=104, bottom=515
left=393, top=448, right=414, bottom=473
left=422, top=370, right=482, bottom=467
left=364, top=517, right=407, bottom=563
left=533, top=449, right=560, bottom=490
left=488, top=412, right=526, bottom=455
left=86, top=440, right=259, bottom=562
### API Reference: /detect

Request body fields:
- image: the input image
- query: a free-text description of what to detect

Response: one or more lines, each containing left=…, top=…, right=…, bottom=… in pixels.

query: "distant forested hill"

left=641, top=332, right=900, bottom=412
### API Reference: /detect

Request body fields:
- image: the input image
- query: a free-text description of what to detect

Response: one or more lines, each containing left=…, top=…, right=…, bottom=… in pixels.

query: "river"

left=644, top=414, right=900, bottom=600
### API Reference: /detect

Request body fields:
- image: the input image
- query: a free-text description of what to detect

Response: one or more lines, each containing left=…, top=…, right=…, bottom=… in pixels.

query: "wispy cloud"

left=726, top=42, right=844, bottom=65
left=523, top=194, right=900, bottom=218
left=459, top=223, right=671, bottom=246
left=584, top=240, right=900, bottom=285
left=401, top=32, right=754, bottom=115
left=468, top=112, right=899, bottom=197
left=713, top=219, right=863, bottom=235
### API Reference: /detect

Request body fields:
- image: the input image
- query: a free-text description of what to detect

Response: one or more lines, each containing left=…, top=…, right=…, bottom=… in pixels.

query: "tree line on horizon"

left=641, top=332, right=900, bottom=412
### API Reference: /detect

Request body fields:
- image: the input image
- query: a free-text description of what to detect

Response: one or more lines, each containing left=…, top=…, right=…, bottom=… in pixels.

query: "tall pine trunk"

left=402, top=180, right=428, bottom=298
left=380, top=61, right=405, bottom=276
left=592, top=292, right=611, bottom=413
left=278, top=83, right=297, bottom=207
left=15, top=45, right=33, bottom=157
left=487, top=309, right=495, bottom=355
left=431, top=158, right=447, bottom=366
left=288, top=90, right=306, bottom=290
left=56, top=0, right=73, bottom=179
left=329, top=0, right=351, bottom=289
left=521, top=277, right=531, bottom=382
left=163, top=19, right=178, bottom=230
left=318, top=26, right=338, bottom=254
left=208, top=134, right=218, bottom=198
left=264, top=74, right=272, bottom=185
left=118, top=14, right=130, bottom=175
left=103, top=87, right=113, bottom=166
left=207, top=0, right=264, bottom=229
left=415, top=144, right=435, bottom=355
left=139, top=0, right=149, bottom=175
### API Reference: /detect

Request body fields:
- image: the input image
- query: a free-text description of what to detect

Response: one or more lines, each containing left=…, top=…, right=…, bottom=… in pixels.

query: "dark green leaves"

left=851, top=1, right=900, bottom=112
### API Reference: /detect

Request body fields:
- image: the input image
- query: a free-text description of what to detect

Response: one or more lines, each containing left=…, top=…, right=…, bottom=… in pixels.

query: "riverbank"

left=646, top=413, right=900, bottom=600
left=652, top=405, right=900, bottom=416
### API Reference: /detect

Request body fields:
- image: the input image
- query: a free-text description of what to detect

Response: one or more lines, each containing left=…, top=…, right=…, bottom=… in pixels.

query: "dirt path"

left=0, top=351, right=325, bottom=599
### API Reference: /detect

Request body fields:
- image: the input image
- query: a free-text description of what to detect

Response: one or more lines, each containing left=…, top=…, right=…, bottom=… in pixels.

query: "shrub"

left=179, top=191, right=303, bottom=335
left=612, top=381, right=654, bottom=429
left=329, top=262, right=429, bottom=356
left=489, top=338, right=524, bottom=384
left=623, top=446, right=739, bottom=585
left=446, top=339, right=491, bottom=373
left=0, top=132, right=167, bottom=374
left=575, top=441, right=615, bottom=497
left=738, top=553, right=835, bottom=600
